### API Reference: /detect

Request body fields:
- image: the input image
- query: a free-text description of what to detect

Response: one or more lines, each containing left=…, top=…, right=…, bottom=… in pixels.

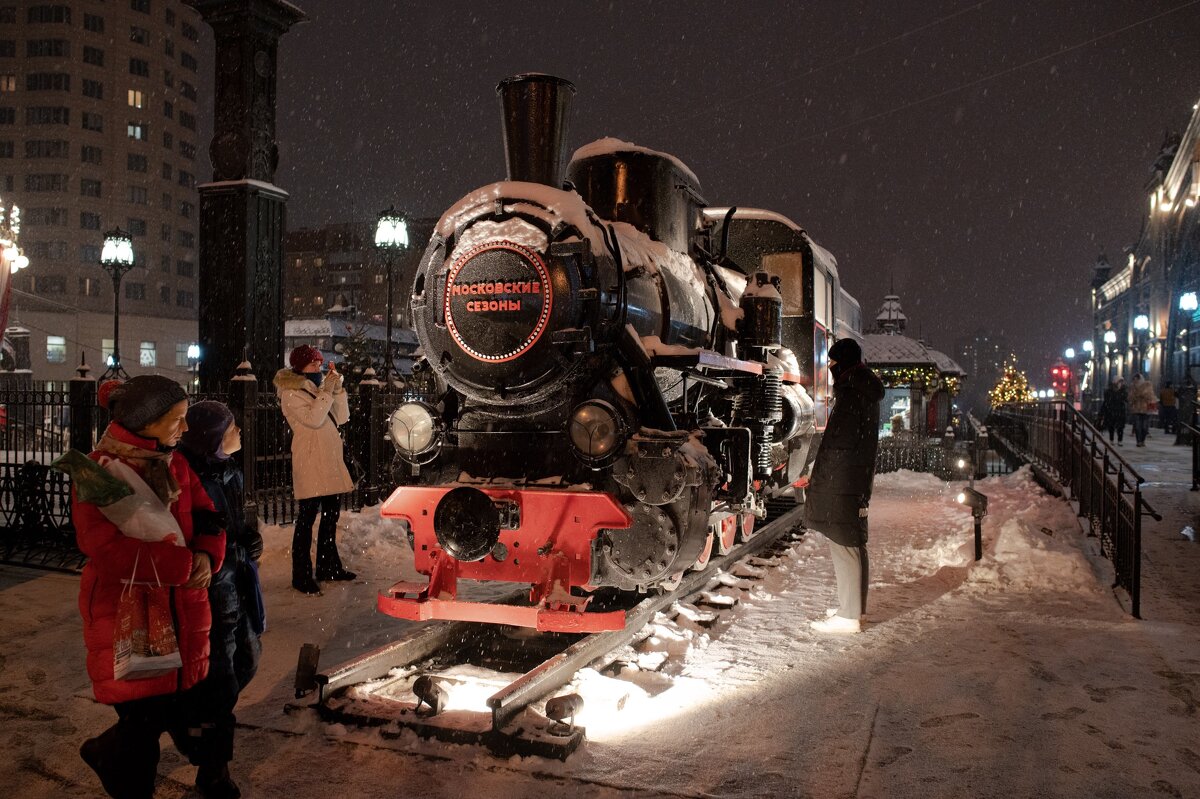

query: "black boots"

left=291, top=573, right=321, bottom=594
left=196, top=763, right=241, bottom=799
left=80, top=726, right=155, bottom=799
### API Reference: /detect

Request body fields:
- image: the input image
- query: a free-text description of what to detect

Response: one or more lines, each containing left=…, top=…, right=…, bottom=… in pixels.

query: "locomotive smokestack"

left=496, top=73, right=576, bottom=187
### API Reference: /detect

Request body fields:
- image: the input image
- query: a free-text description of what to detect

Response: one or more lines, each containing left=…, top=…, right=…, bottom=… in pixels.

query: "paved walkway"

left=1106, top=428, right=1200, bottom=623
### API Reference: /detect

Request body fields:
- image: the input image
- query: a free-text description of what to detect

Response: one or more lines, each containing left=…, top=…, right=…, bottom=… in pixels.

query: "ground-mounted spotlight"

left=956, top=486, right=989, bottom=561
left=545, top=693, right=585, bottom=735
left=413, top=675, right=448, bottom=717
left=956, top=486, right=988, bottom=516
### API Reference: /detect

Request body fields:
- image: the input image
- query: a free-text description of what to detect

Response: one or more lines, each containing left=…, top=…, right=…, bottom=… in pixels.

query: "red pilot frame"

left=379, top=485, right=633, bottom=633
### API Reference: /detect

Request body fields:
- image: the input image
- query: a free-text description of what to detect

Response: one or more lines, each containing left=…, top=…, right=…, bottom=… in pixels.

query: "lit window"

left=46, top=335, right=67, bottom=363
left=101, top=338, right=114, bottom=363
left=127, top=89, right=143, bottom=108
left=139, top=341, right=156, bottom=367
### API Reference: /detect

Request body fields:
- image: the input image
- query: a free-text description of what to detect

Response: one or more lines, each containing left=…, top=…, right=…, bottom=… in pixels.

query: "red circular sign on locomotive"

left=443, top=240, right=554, bottom=363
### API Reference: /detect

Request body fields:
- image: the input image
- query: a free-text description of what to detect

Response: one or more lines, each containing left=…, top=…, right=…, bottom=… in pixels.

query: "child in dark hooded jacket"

left=179, top=401, right=265, bottom=798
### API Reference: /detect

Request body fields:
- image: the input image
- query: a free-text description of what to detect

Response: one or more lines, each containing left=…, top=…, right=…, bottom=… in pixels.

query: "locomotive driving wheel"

left=716, top=514, right=738, bottom=555
left=692, top=529, right=714, bottom=570
left=737, top=512, right=757, bottom=542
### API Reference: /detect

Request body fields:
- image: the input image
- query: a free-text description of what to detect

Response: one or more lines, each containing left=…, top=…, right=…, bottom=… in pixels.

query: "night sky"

left=259, top=0, right=1200, bottom=378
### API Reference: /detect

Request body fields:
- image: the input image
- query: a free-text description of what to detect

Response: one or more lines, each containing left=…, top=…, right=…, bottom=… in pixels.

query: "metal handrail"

left=1005, top=400, right=1160, bottom=519
left=1044, top=399, right=1148, bottom=483
left=989, top=399, right=1159, bottom=616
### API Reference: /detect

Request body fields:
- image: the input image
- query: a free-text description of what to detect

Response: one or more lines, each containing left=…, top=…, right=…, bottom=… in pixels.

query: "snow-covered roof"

left=570, top=137, right=700, bottom=188
left=862, top=333, right=935, bottom=366
left=875, top=294, right=907, bottom=326
left=927, top=348, right=965, bottom=376
left=701, top=207, right=840, bottom=281
left=285, top=317, right=417, bottom=345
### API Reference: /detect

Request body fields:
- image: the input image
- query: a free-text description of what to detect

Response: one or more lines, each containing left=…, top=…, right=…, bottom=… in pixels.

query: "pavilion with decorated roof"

left=860, top=294, right=965, bottom=437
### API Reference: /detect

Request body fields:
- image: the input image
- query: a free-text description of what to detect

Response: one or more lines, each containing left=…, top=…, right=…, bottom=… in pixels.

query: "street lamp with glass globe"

left=374, top=207, right=409, bottom=388
left=187, top=343, right=201, bottom=389
left=98, top=228, right=135, bottom=380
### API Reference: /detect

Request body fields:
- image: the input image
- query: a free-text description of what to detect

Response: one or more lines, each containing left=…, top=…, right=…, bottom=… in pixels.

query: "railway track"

left=289, top=500, right=806, bottom=758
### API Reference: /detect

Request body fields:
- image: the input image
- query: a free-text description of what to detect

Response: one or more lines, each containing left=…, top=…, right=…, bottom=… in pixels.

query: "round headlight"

left=569, top=400, right=624, bottom=460
left=389, top=402, right=438, bottom=456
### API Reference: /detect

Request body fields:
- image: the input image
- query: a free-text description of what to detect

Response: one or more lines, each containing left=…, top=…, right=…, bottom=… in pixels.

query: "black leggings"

left=292, top=494, right=344, bottom=577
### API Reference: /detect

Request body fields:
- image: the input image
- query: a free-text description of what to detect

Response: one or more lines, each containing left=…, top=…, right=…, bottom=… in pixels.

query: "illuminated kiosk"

left=862, top=294, right=964, bottom=438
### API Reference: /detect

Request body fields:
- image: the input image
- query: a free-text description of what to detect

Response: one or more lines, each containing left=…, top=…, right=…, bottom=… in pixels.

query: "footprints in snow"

left=1084, top=684, right=1137, bottom=703
left=1041, top=706, right=1086, bottom=721
left=919, top=711, right=979, bottom=728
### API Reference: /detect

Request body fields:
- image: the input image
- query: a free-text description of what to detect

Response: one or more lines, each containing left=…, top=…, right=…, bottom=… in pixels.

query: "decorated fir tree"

left=989, top=358, right=1034, bottom=406
left=334, top=325, right=374, bottom=388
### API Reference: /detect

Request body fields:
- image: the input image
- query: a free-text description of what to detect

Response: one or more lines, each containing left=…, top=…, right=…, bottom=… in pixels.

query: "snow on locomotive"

left=379, top=74, right=861, bottom=632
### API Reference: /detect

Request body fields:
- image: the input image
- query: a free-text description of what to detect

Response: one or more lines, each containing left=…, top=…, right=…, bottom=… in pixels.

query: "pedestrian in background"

left=274, top=345, right=356, bottom=595
left=180, top=400, right=265, bottom=795
left=1176, top=377, right=1197, bottom=446
left=798, top=338, right=884, bottom=634
left=1101, top=378, right=1128, bottom=445
left=73, top=376, right=236, bottom=799
left=1128, top=373, right=1155, bottom=447
left=1159, top=381, right=1178, bottom=434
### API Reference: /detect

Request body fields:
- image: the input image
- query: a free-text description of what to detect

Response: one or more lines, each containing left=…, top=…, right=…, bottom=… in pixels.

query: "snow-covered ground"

left=2, top=463, right=1198, bottom=798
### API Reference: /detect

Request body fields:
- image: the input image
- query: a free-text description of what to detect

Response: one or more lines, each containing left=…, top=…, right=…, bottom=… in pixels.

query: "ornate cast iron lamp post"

left=99, top=228, right=135, bottom=380
left=374, top=206, right=408, bottom=388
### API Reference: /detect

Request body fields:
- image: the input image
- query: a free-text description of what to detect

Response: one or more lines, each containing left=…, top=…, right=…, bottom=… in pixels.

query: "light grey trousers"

left=829, top=542, right=869, bottom=619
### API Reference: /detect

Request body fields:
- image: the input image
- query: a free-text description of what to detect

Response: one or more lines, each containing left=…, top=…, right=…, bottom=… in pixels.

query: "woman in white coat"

left=274, top=345, right=356, bottom=594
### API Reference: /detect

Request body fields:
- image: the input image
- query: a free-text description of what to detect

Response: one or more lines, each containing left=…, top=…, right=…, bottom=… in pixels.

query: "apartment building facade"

left=1, top=0, right=205, bottom=384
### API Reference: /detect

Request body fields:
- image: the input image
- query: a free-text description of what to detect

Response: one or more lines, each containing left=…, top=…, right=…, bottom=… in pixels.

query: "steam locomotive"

left=379, top=75, right=862, bottom=632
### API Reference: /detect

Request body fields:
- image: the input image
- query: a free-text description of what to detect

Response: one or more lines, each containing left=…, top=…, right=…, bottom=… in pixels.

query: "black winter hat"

left=180, top=400, right=235, bottom=460
left=829, top=338, right=863, bottom=366
left=101, top=375, right=188, bottom=433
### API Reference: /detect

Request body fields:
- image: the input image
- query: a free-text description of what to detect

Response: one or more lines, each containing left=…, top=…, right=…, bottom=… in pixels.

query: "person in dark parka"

left=1101, top=378, right=1127, bottom=445
left=801, top=338, right=884, bottom=634
left=179, top=401, right=265, bottom=799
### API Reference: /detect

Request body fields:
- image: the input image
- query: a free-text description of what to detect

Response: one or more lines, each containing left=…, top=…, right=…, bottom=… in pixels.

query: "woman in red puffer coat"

left=73, top=376, right=237, bottom=799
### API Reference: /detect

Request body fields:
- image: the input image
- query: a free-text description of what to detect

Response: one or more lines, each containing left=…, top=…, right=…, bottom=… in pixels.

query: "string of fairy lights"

left=875, top=365, right=961, bottom=396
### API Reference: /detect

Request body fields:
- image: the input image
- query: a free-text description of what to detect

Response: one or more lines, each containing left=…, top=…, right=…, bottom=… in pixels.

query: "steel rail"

left=486, top=501, right=806, bottom=731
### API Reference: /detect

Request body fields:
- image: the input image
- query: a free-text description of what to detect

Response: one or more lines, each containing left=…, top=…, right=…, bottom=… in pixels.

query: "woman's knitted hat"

left=99, top=375, right=188, bottom=433
left=180, top=400, right=235, bottom=460
left=289, top=344, right=323, bottom=372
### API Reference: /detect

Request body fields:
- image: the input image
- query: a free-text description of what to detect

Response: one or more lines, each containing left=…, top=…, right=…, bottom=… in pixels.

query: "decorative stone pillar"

left=187, top=0, right=306, bottom=390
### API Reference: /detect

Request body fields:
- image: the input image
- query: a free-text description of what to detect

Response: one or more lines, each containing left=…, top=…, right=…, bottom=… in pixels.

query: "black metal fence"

left=0, top=365, right=407, bottom=570
left=986, top=400, right=1160, bottom=618
left=875, top=413, right=1012, bottom=481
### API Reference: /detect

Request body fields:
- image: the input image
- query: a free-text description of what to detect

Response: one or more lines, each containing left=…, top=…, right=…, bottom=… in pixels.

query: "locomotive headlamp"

left=569, top=400, right=625, bottom=462
left=389, top=402, right=440, bottom=460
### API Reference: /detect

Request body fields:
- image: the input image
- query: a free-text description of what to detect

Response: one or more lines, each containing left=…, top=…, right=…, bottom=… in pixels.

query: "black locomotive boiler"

left=379, top=74, right=861, bottom=632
